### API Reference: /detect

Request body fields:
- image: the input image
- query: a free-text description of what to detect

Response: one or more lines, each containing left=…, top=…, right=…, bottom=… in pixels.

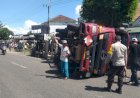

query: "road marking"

left=11, top=61, right=27, bottom=69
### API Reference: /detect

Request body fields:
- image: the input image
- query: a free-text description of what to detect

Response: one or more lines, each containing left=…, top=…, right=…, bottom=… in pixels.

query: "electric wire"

left=9, top=0, right=82, bottom=23
left=26, top=0, right=82, bottom=18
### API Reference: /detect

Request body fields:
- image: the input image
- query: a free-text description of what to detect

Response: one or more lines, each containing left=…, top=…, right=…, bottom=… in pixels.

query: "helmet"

left=132, top=38, right=138, bottom=42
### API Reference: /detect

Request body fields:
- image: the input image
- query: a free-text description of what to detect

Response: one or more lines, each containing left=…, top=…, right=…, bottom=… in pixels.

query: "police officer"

left=104, top=35, right=127, bottom=94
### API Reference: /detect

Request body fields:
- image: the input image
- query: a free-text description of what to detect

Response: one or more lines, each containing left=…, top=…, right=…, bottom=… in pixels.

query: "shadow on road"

left=45, top=70, right=63, bottom=79
left=41, top=59, right=56, bottom=68
left=41, top=59, right=54, bottom=64
left=35, top=70, right=63, bottom=79
left=45, top=70, right=59, bottom=75
left=85, top=86, right=106, bottom=92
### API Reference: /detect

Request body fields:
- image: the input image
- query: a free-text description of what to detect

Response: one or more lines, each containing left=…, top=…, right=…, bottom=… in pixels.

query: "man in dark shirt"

left=128, top=38, right=140, bottom=86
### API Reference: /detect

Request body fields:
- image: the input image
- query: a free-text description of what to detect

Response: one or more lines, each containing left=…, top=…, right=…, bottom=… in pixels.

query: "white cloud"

left=5, top=20, right=39, bottom=35
left=25, top=20, right=38, bottom=28
left=75, top=5, right=82, bottom=16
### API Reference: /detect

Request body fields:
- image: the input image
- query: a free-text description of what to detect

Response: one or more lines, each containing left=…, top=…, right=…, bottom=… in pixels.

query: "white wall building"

left=31, top=15, right=76, bottom=34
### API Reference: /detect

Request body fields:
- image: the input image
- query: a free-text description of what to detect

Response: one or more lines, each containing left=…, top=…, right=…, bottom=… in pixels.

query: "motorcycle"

left=2, top=45, right=6, bottom=55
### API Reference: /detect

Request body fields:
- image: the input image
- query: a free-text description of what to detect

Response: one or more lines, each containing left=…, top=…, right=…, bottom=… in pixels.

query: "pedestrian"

left=54, top=38, right=70, bottom=80
left=104, top=35, right=127, bottom=94
left=128, top=37, right=140, bottom=86
left=8, top=42, right=12, bottom=52
left=24, top=42, right=29, bottom=54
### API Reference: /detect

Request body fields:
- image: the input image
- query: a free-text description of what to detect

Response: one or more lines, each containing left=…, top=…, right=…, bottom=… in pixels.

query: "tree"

left=0, top=21, right=4, bottom=29
left=0, top=28, right=14, bottom=40
left=80, top=0, right=139, bottom=27
left=27, top=31, right=33, bottom=35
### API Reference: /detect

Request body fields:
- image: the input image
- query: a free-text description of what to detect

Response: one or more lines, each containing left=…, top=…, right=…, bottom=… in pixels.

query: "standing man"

left=128, top=38, right=140, bottom=86
left=104, top=35, right=127, bottom=94
left=54, top=38, right=70, bottom=80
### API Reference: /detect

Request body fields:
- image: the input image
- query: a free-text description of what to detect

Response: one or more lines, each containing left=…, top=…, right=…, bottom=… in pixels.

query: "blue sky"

left=0, top=0, right=82, bottom=34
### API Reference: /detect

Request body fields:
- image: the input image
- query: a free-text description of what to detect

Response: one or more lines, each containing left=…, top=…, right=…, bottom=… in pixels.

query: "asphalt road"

left=0, top=51, right=140, bottom=98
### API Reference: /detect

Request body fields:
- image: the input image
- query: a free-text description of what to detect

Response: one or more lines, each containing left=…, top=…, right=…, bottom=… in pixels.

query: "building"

left=43, top=15, right=76, bottom=34
left=32, top=15, right=76, bottom=34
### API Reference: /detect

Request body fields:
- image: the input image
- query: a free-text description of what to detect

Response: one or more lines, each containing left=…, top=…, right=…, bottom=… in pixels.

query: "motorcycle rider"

left=0, top=41, right=7, bottom=55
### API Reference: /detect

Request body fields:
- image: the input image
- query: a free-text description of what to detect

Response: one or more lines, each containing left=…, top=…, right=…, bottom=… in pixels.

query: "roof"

left=43, top=15, right=76, bottom=25
left=132, top=16, right=140, bottom=27
left=126, top=27, right=140, bottom=33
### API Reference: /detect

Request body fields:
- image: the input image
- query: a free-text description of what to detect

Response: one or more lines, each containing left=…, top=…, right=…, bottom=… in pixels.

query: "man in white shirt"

left=55, top=38, right=70, bottom=80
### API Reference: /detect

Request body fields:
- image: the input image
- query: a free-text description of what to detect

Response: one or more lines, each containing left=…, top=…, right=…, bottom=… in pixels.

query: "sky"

left=0, top=0, right=82, bottom=35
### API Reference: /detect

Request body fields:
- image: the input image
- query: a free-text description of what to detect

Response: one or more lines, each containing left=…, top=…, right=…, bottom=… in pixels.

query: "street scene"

left=0, top=51, right=140, bottom=98
left=1, top=0, right=140, bottom=98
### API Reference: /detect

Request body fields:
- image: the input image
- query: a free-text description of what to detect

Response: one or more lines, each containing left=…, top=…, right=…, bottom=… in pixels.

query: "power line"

left=14, top=0, right=82, bottom=22
left=43, top=0, right=81, bottom=7
left=51, top=0, right=80, bottom=5
left=42, top=0, right=82, bottom=14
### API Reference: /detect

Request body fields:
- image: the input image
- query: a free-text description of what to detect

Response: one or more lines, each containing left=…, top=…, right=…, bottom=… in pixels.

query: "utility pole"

left=47, top=0, right=51, bottom=34
left=45, top=0, right=51, bottom=60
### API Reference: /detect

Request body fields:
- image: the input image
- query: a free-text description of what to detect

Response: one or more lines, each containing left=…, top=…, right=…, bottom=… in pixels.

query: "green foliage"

left=80, top=0, right=94, bottom=22
left=0, top=21, right=14, bottom=40
left=81, top=0, right=139, bottom=27
left=27, top=31, right=33, bottom=35
left=0, top=21, right=4, bottom=29
left=0, top=28, right=14, bottom=40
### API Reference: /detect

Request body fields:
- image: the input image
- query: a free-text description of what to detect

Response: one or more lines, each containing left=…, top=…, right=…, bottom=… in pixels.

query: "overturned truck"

left=55, top=23, right=129, bottom=78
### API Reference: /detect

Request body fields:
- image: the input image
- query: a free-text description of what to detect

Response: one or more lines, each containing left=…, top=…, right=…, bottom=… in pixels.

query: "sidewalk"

left=7, top=49, right=30, bottom=56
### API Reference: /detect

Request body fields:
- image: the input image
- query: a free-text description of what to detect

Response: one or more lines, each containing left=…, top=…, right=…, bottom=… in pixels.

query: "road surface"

left=0, top=51, right=140, bottom=98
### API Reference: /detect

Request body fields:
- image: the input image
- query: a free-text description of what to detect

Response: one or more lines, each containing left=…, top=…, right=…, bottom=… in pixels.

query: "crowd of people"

left=54, top=35, right=140, bottom=94
left=7, top=41, right=34, bottom=53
